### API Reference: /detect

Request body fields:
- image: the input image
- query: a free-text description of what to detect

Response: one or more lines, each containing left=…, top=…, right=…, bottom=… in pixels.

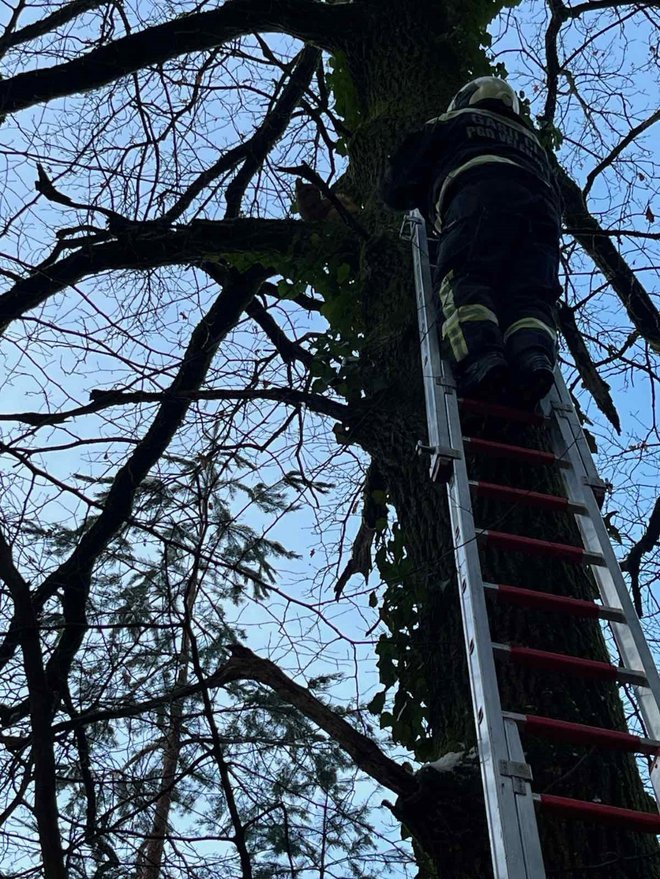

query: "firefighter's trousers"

left=432, top=170, right=561, bottom=371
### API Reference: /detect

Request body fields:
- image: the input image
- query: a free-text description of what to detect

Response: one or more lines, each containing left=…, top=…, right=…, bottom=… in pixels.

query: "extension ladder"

left=401, top=210, right=660, bottom=878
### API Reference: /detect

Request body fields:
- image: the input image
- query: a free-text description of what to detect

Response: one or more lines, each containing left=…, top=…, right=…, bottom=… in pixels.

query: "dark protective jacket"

left=382, top=102, right=562, bottom=372
left=382, top=103, right=561, bottom=229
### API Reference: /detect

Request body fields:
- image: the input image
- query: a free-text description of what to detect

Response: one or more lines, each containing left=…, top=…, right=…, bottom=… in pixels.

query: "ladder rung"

left=493, top=643, right=647, bottom=685
left=459, top=397, right=548, bottom=426
left=464, top=436, right=569, bottom=468
left=536, top=793, right=660, bottom=833
left=479, top=530, right=605, bottom=566
left=485, top=582, right=626, bottom=622
left=504, top=711, right=660, bottom=755
left=470, top=481, right=585, bottom=513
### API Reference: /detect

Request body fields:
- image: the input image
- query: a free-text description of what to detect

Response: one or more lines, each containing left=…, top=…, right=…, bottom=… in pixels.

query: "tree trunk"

left=338, top=2, right=660, bottom=875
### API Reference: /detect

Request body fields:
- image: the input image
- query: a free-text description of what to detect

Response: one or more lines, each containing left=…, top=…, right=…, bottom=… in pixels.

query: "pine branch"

left=50, top=645, right=417, bottom=799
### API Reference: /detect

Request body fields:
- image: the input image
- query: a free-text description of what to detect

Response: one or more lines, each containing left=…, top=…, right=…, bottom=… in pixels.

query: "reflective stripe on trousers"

left=439, top=270, right=499, bottom=363
left=503, top=317, right=556, bottom=344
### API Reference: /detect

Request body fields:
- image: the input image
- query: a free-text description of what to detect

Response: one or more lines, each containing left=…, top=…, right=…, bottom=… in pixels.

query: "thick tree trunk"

left=338, top=2, right=660, bottom=876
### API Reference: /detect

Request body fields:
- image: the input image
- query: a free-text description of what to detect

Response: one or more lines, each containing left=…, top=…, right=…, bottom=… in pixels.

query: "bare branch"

left=0, top=0, right=106, bottom=58
left=557, top=163, right=660, bottom=351
left=164, top=44, right=320, bottom=222
left=223, top=46, right=320, bottom=219
left=0, top=0, right=356, bottom=118
left=557, top=303, right=621, bottom=432
left=564, top=227, right=660, bottom=240
left=621, top=497, right=660, bottom=616
left=568, top=0, right=660, bottom=16
left=584, top=108, right=660, bottom=196
left=0, top=386, right=349, bottom=427
left=202, top=262, right=314, bottom=367
left=0, top=268, right=267, bottom=688
left=541, top=0, right=567, bottom=125
left=0, top=218, right=358, bottom=337
left=0, top=528, right=66, bottom=877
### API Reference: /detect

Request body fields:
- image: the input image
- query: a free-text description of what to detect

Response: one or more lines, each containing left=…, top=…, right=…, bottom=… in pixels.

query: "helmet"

left=447, top=77, right=520, bottom=115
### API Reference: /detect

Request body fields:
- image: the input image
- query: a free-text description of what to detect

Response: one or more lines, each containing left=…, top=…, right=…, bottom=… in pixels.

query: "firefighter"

left=382, top=76, right=562, bottom=404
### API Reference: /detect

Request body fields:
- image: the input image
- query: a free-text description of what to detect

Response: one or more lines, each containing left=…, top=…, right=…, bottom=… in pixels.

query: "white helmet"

left=447, top=76, right=520, bottom=115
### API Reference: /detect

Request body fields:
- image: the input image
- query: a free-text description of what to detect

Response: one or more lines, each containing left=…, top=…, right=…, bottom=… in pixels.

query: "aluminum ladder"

left=401, top=209, right=660, bottom=878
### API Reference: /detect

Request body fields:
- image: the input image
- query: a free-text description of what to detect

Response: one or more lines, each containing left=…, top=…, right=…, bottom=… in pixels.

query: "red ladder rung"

left=479, top=530, right=604, bottom=566
left=493, top=643, right=647, bottom=685
left=458, top=397, right=547, bottom=426
left=470, top=481, right=584, bottom=513
left=464, top=436, right=567, bottom=468
left=485, top=582, right=625, bottom=622
left=504, top=711, right=660, bottom=755
left=536, top=793, right=660, bottom=833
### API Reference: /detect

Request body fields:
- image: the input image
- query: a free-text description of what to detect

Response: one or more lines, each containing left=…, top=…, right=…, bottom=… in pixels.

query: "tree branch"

left=621, top=496, right=660, bottom=617
left=44, top=268, right=266, bottom=693
left=0, top=217, right=357, bottom=337
left=568, top=0, right=660, bottom=16
left=556, top=163, right=660, bottom=351
left=557, top=303, right=621, bottom=432
left=0, top=386, right=349, bottom=427
left=0, top=0, right=106, bottom=57
left=164, top=44, right=320, bottom=222
left=541, top=0, right=567, bottom=125
left=223, top=45, right=320, bottom=219
left=202, top=261, right=315, bottom=367
left=564, top=227, right=660, bottom=241
left=0, top=0, right=356, bottom=118
left=246, top=299, right=315, bottom=367
left=0, top=528, right=66, bottom=878
left=583, top=108, right=660, bottom=197
left=0, top=268, right=267, bottom=689
left=51, top=645, right=417, bottom=799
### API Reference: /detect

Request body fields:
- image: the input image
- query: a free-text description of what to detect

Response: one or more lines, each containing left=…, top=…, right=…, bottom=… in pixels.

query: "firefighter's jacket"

left=382, top=106, right=561, bottom=230
left=382, top=105, right=562, bottom=369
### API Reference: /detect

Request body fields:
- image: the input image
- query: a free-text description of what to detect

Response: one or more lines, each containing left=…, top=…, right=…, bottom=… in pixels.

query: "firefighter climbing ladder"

left=401, top=210, right=660, bottom=879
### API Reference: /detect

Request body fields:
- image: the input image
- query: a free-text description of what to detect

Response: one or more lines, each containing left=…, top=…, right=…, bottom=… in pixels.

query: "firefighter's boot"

left=512, top=348, right=554, bottom=406
left=457, top=351, right=508, bottom=400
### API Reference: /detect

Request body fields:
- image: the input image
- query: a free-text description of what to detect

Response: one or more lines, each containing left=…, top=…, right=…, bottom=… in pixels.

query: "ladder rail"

left=504, top=718, right=547, bottom=877
left=446, top=384, right=542, bottom=878
left=547, top=376, right=607, bottom=501
left=403, top=212, right=460, bottom=480
left=548, top=374, right=660, bottom=800
left=408, top=213, right=545, bottom=879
